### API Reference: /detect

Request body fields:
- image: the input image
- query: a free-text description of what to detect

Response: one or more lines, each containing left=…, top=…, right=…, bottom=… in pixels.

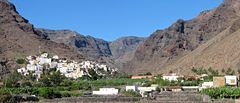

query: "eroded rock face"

left=0, top=0, right=86, bottom=78
left=110, top=36, right=146, bottom=63
left=35, top=28, right=112, bottom=58
left=126, top=0, right=240, bottom=74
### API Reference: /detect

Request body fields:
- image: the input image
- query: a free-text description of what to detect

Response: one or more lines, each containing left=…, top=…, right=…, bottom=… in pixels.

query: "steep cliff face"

left=127, top=0, right=240, bottom=74
left=35, top=29, right=146, bottom=70
left=35, top=28, right=112, bottom=59
left=110, top=36, right=145, bottom=64
left=0, top=0, right=85, bottom=78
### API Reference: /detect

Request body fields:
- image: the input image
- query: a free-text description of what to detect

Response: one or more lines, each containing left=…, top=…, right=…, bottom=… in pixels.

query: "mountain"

left=35, top=28, right=112, bottom=59
left=36, top=29, right=145, bottom=70
left=126, top=0, right=240, bottom=74
left=109, top=36, right=145, bottom=67
left=0, top=0, right=87, bottom=78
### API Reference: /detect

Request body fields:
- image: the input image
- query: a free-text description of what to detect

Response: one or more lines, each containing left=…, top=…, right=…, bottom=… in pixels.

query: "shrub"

left=16, top=58, right=26, bottom=64
left=38, top=87, right=61, bottom=99
left=123, top=90, right=141, bottom=97
left=60, top=92, right=71, bottom=97
left=0, top=89, right=12, bottom=103
left=3, top=71, right=23, bottom=88
left=201, top=87, right=240, bottom=99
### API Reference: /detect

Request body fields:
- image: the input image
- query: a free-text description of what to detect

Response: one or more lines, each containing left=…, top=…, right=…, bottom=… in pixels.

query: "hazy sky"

left=10, top=0, right=223, bottom=41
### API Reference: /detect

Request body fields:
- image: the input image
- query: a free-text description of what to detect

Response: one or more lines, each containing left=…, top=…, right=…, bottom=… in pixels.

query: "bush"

left=3, top=71, right=23, bottom=88
left=123, top=90, right=141, bottom=97
left=60, top=92, right=71, bottom=97
left=60, top=79, right=73, bottom=87
left=201, top=87, right=240, bottom=99
left=38, top=87, right=61, bottom=99
left=16, top=58, right=26, bottom=64
left=70, top=92, right=83, bottom=97
left=0, top=89, right=12, bottom=103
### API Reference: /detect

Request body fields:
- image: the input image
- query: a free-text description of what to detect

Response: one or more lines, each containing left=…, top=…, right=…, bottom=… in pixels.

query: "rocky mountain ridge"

left=2, top=0, right=240, bottom=76
left=0, top=0, right=94, bottom=78
left=36, top=28, right=112, bottom=59
left=126, top=0, right=240, bottom=74
left=35, top=28, right=145, bottom=70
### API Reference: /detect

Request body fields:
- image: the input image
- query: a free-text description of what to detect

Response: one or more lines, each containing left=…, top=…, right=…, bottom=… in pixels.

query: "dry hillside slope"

left=126, top=0, right=240, bottom=74
left=0, top=0, right=85, bottom=78
left=165, top=22, right=240, bottom=74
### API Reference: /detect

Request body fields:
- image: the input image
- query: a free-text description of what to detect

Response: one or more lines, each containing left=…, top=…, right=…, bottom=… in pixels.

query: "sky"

left=10, top=0, right=223, bottom=41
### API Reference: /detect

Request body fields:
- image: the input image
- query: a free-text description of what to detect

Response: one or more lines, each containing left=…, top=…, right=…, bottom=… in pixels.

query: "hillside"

left=0, top=0, right=86, bottom=78
left=110, top=36, right=145, bottom=63
left=2, top=0, right=240, bottom=76
left=126, top=0, right=240, bottom=74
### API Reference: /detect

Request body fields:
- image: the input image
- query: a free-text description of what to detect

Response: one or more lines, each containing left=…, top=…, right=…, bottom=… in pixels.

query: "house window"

left=230, top=79, right=235, bottom=83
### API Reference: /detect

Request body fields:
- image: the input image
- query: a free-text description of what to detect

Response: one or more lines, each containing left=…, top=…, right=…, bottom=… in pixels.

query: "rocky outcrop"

left=35, top=29, right=146, bottom=70
left=110, top=36, right=145, bottom=64
left=35, top=28, right=112, bottom=59
left=127, top=0, right=240, bottom=74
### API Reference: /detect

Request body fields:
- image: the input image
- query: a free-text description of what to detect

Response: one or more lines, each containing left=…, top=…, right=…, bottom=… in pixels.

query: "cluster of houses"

left=200, top=75, right=238, bottom=90
left=92, top=73, right=239, bottom=97
left=92, top=85, right=158, bottom=97
left=17, top=53, right=117, bottom=80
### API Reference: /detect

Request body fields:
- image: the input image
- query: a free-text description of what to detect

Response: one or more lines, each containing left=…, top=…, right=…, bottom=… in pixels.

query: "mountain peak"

left=0, top=0, right=16, bottom=11
left=223, top=0, right=240, bottom=12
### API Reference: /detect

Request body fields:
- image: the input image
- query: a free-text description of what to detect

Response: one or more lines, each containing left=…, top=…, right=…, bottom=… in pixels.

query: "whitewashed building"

left=17, top=53, right=117, bottom=80
left=225, top=75, right=237, bottom=86
left=126, top=86, right=138, bottom=92
left=162, top=73, right=183, bottom=81
left=92, top=88, right=118, bottom=95
left=199, top=82, right=213, bottom=91
left=137, top=87, right=157, bottom=97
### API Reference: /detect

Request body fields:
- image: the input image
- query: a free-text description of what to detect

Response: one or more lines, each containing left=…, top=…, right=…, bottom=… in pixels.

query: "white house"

left=17, top=53, right=118, bottom=81
left=52, top=55, right=59, bottom=60
left=225, top=75, right=237, bottom=86
left=39, top=58, right=52, bottom=65
left=92, top=88, right=118, bottom=95
left=199, top=82, right=213, bottom=91
left=126, top=86, right=138, bottom=92
left=162, top=73, right=183, bottom=81
left=137, top=87, right=157, bottom=97
left=41, top=53, right=48, bottom=58
left=17, top=68, right=27, bottom=74
left=50, top=62, right=58, bottom=69
left=58, top=67, right=68, bottom=74
left=26, top=64, right=37, bottom=71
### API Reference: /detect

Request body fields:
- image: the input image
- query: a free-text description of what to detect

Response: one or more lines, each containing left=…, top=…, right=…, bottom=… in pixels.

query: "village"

left=3, top=52, right=240, bottom=102
left=92, top=73, right=238, bottom=98
left=17, top=53, right=117, bottom=80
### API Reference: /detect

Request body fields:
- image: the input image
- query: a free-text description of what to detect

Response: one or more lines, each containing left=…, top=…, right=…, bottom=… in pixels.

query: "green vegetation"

left=201, top=87, right=240, bottom=99
left=38, top=71, right=66, bottom=87
left=191, top=67, right=208, bottom=75
left=3, top=71, right=24, bottom=88
left=1, top=71, right=148, bottom=100
left=191, top=67, right=236, bottom=76
left=16, top=58, right=26, bottom=64
left=38, top=87, right=61, bottom=99
left=225, top=68, right=235, bottom=75
left=72, top=78, right=147, bottom=90
left=0, top=89, right=12, bottom=103
left=123, top=90, right=141, bottom=97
